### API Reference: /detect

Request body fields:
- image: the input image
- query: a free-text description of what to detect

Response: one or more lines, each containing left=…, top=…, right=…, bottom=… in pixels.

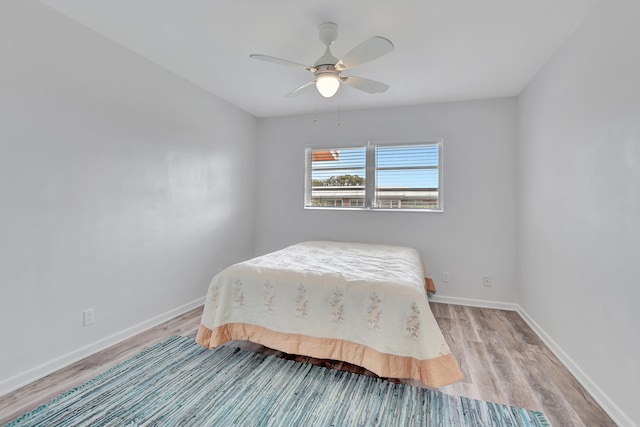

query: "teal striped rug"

left=5, top=336, right=549, bottom=426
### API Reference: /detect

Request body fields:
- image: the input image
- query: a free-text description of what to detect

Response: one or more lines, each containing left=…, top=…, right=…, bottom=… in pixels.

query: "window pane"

left=374, top=144, right=440, bottom=209
left=375, top=169, right=439, bottom=189
left=307, top=147, right=366, bottom=208
left=376, top=145, right=439, bottom=167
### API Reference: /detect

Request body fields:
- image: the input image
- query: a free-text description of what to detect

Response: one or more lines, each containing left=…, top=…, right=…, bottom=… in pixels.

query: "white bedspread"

left=197, top=241, right=462, bottom=387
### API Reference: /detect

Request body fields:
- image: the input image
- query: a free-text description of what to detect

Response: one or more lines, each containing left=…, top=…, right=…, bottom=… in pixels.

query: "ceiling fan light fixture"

left=315, top=73, right=340, bottom=98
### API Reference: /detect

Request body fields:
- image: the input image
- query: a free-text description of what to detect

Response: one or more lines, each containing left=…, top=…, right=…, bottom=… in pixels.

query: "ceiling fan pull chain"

left=337, top=87, right=342, bottom=126
left=313, top=88, right=319, bottom=124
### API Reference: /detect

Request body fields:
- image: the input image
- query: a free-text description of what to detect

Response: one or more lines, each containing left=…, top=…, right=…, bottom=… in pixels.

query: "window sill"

left=303, top=206, right=444, bottom=213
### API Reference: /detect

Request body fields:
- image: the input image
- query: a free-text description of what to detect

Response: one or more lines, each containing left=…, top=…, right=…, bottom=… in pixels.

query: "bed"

left=196, top=241, right=463, bottom=388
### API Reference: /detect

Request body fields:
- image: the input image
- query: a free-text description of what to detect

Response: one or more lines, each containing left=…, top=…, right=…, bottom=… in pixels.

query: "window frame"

left=304, top=139, right=443, bottom=213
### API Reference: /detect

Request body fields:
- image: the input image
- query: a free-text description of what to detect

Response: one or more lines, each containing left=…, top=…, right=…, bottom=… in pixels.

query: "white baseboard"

left=516, top=306, right=636, bottom=427
left=0, top=297, right=205, bottom=397
left=430, top=295, right=635, bottom=427
left=429, top=294, right=519, bottom=312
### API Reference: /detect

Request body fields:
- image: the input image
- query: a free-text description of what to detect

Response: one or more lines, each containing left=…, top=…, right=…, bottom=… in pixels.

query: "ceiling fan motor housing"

left=314, top=64, right=338, bottom=77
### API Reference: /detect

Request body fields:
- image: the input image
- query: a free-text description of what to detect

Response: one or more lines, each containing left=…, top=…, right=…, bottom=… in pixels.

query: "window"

left=305, top=141, right=442, bottom=211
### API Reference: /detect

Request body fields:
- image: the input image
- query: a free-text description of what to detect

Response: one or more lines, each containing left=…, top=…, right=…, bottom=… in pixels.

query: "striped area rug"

left=5, top=336, right=549, bottom=427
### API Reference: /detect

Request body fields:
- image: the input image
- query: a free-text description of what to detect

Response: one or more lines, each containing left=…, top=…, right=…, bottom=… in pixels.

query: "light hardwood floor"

left=0, top=303, right=615, bottom=426
left=431, top=304, right=614, bottom=426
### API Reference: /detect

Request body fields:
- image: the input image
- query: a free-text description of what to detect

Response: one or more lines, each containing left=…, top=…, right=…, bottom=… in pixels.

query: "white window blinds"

left=374, top=145, right=440, bottom=209
left=305, top=147, right=366, bottom=208
left=305, top=141, right=442, bottom=211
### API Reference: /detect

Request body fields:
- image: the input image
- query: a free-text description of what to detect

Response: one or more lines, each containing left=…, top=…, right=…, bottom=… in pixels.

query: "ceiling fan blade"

left=250, top=54, right=316, bottom=72
left=340, top=76, right=389, bottom=94
left=285, top=80, right=316, bottom=97
left=336, top=36, right=394, bottom=70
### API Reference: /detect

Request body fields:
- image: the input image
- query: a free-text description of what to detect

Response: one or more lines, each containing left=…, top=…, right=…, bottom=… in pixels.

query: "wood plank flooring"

left=430, top=304, right=614, bottom=426
left=0, top=303, right=615, bottom=426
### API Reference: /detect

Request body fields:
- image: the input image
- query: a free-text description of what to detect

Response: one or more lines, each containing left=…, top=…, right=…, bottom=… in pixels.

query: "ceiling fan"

left=250, top=22, right=394, bottom=98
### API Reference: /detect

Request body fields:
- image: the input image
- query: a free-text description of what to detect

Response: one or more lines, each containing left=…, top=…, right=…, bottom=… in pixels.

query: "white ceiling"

left=40, top=0, right=596, bottom=118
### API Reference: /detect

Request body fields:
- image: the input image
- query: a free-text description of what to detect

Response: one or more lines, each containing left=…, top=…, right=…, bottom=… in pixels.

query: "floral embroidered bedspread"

left=197, top=241, right=463, bottom=387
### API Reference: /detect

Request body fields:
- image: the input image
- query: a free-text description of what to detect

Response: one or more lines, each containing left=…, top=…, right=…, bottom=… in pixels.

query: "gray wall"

left=255, top=98, right=518, bottom=304
left=517, top=1, right=640, bottom=425
left=0, top=1, right=257, bottom=392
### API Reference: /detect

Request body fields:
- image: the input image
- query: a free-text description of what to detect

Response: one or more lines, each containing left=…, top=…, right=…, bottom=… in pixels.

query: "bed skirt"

left=196, top=323, right=463, bottom=388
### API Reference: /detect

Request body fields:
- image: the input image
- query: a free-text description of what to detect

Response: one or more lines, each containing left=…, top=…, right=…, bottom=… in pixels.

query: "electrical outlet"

left=442, top=272, right=450, bottom=283
left=483, top=276, right=492, bottom=287
left=83, top=308, right=95, bottom=326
